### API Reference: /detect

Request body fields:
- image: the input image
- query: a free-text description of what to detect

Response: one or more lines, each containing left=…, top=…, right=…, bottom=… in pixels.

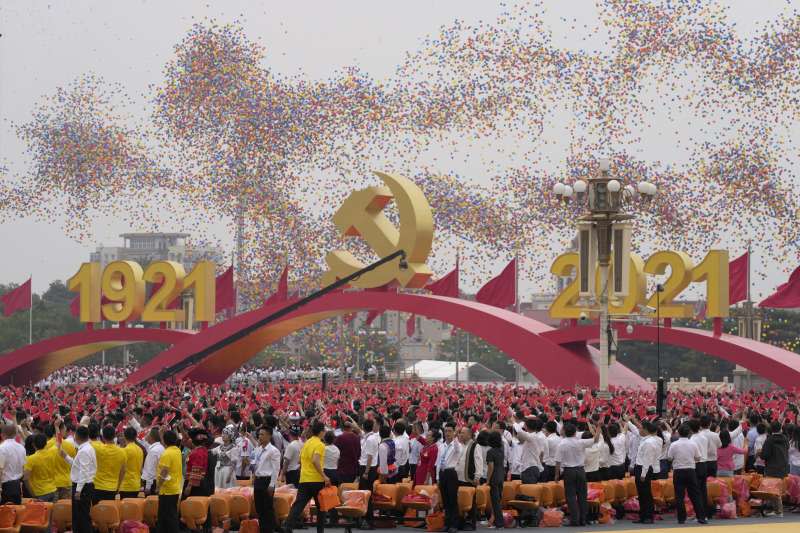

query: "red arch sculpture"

left=0, top=328, right=192, bottom=385
left=127, top=292, right=646, bottom=387
left=544, top=324, right=800, bottom=390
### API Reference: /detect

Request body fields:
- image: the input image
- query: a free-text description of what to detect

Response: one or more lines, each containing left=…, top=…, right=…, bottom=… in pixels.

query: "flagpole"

left=28, top=276, right=32, bottom=345
left=747, top=240, right=751, bottom=303
left=514, top=250, right=520, bottom=314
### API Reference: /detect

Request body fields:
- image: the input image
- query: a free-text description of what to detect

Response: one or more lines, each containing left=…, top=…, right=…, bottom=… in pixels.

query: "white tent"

left=403, top=359, right=505, bottom=382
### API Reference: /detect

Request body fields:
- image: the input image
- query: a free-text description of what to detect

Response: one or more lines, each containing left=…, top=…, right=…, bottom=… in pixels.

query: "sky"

left=1, top=0, right=798, bottom=298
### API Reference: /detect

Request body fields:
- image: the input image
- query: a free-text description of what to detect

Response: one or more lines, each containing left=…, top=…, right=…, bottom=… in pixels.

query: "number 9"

left=101, top=261, right=145, bottom=322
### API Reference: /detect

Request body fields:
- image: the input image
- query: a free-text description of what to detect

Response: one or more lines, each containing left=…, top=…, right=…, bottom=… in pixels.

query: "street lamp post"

left=553, top=158, right=657, bottom=395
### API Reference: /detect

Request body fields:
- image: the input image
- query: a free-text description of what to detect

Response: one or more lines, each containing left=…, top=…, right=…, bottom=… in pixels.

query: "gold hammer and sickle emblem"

left=321, top=171, right=433, bottom=289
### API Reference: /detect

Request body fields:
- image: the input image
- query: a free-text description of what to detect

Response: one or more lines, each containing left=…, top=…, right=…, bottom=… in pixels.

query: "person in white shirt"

left=212, top=426, right=241, bottom=489
left=377, top=426, right=398, bottom=483
left=516, top=418, right=546, bottom=483
left=607, top=423, right=627, bottom=480
left=688, top=419, right=710, bottom=515
left=409, top=424, right=423, bottom=481
left=699, top=416, right=722, bottom=478
left=59, top=425, right=96, bottom=533
left=392, top=422, right=410, bottom=480
left=657, top=424, right=672, bottom=479
left=281, top=428, right=303, bottom=487
left=0, top=424, right=26, bottom=504
left=358, top=419, right=381, bottom=528
left=437, top=424, right=464, bottom=533
left=633, top=421, right=662, bottom=524
left=667, top=424, right=707, bottom=524
left=555, top=422, right=600, bottom=527
left=543, top=421, right=561, bottom=482
left=252, top=426, right=281, bottom=533
left=584, top=437, right=602, bottom=482
left=141, top=427, right=165, bottom=496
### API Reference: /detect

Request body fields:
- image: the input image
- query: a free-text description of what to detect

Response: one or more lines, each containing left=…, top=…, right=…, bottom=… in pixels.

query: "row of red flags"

left=3, top=253, right=800, bottom=320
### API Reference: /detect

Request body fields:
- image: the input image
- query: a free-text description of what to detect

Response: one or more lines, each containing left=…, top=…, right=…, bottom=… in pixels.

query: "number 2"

left=644, top=251, right=694, bottom=318
left=549, top=252, right=582, bottom=319
left=142, top=261, right=186, bottom=322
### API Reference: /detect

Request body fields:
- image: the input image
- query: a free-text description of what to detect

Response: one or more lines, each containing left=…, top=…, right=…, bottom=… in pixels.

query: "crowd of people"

left=0, top=379, right=798, bottom=532
left=34, top=364, right=136, bottom=387
left=228, top=364, right=388, bottom=384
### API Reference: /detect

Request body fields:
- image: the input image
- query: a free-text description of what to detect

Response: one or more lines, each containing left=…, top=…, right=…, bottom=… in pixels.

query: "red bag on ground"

left=787, top=475, right=800, bottom=504
left=598, top=503, right=614, bottom=525
left=539, top=509, right=563, bottom=527
left=718, top=501, right=737, bottom=519
left=0, top=506, right=15, bottom=528
left=587, top=488, right=604, bottom=501
left=623, top=497, right=639, bottom=512
left=239, top=518, right=260, bottom=533
left=684, top=497, right=695, bottom=519
left=121, top=520, right=149, bottom=533
left=426, top=512, right=444, bottom=532
left=503, top=511, right=515, bottom=528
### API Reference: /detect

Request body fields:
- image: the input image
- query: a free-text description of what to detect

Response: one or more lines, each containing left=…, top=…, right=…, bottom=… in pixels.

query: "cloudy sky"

left=1, top=1, right=797, bottom=296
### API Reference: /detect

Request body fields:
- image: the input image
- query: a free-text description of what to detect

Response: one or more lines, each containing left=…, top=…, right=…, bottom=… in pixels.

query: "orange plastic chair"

left=457, top=486, right=475, bottom=516
left=209, top=494, right=231, bottom=530
left=0, top=504, right=25, bottom=533
left=236, top=479, right=253, bottom=487
left=501, top=481, right=519, bottom=507
left=180, top=496, right=210, bottom=531
left=222, top=493, right=251, bottom=527
left=509, top=484, right=542, bottom=514
left=706, top=480, right=722, bottom=507
left=142, top=495, right=159, bottom=529
left=51, top=499, right=72, bottom=533
left=273, top=492, right=293, bottom=523
left=475, top=485, right=490, bottom=515
left=395, top=482, right=412, bottom=511
left=623, top=477, right=638, bottom=498
left=90, top=501, right=120, bottom=533
left=372, top=483, right=399, bottom=513
left=121, top=498, right=146, bottom=523
left=19, top=501, right=52, bottom=532
left=336, top=491, right=371, bottom=533
left=538, top=483, right=554, bottom=508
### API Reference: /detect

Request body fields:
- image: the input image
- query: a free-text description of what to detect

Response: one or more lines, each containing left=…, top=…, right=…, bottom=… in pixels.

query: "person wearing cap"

left=213, top=425, right=241, bottom=489
left=281, top=425, right=303, bottom=486
left=284, top=420, right=329, bottom=533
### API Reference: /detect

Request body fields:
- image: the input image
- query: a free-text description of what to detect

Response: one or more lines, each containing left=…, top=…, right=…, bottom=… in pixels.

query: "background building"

left=90, top=233, right=223, bottom=272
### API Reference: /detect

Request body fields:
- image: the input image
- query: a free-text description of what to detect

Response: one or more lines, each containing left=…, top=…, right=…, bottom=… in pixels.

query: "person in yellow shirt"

left=120, top=427, right=144, bottom=499
left=284, top=420, right=330, bottom=533
left=45, top=419, right=76, bottom=500
left=92, top=425, right=126, bottom=504
left=23, top=434, right=57, bottom=502
left=157, top=430, right=183, bottom=533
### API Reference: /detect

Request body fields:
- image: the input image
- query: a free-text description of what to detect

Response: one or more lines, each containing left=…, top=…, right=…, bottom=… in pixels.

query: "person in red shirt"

left=184, top=431, right=210, bottom=497
left=414, top=428, right=440, bottom=486
left=333, top=421, right=361, bottom=483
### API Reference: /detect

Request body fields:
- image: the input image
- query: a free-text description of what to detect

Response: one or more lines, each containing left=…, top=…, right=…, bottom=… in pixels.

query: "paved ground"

left=355, top=515, right=800, bottom=533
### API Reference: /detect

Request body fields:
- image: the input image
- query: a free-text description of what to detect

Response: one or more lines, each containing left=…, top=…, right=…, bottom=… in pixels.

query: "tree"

left=438, top=331, right=515, bottom=381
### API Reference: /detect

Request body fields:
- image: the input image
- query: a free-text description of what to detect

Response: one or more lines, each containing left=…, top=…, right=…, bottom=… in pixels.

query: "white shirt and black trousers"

left=253, top=443, right=281, bottom=533
left=437, top=440, right=463, bottom=533
left=556, top=437, right=594, bottom=527
left=67, top=441, right=97, bottom=533
left=0, top=438, right=25, bottom=504
left=667, top=438, right=706, bottom=524
left=634, top=436, right=661, bottom=523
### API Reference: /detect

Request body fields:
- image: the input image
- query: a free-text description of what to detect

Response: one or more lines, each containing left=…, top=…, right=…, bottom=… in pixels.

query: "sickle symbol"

left=321, top=171, right=433, bottom=289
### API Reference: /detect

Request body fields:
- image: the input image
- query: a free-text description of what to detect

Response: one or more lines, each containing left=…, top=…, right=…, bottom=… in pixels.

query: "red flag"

left=760, top=265, right=800, bottom=308
left=476, top=259, right=516, bottom=309
left=406, top=314, right=416, bottom=337
left=215, top=265, right=235, bottom=313
left=1, top=279, right=31, bottom=317
left=729, top=252, right=749, bottom=305
left=426, top=264, right=459, bottom=298
left=265, top=266, right=289, bottom=305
